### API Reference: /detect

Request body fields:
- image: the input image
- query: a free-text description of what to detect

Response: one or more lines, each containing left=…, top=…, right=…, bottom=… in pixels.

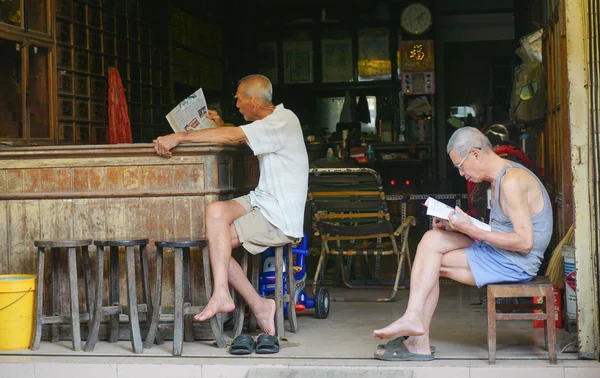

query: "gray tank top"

left=489, top=162, right=553, bottom=276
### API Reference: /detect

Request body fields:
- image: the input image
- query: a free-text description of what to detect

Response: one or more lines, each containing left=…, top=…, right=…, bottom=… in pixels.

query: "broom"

left=545, top=224, right=574, bottom=289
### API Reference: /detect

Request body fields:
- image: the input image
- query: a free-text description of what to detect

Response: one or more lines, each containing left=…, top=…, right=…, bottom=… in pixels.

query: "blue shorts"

left=465, top=241, right=533, bottom=288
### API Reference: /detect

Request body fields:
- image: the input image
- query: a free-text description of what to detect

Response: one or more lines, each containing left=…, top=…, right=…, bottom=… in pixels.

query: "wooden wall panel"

left=8, top=201, right=41, bottom=274
left=0, top=201, right=7, bottom=274
left=0, top=170, right=6, bottom=193
left=173, top=164, right=205, bottom=190
left=6, top=170, right=24, bottom=193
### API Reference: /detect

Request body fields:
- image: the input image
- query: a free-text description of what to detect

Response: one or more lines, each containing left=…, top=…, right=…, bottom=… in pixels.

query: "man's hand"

left=153, top=133, right=183, bottom=158
left=432, top=217, right=452, bottom=232
left=448, top=206, right=474, bottom=235
left=206, top=110, right=224, bottom=127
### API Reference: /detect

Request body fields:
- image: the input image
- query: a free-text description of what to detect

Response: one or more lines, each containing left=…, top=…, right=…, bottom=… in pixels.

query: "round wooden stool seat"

left=34, top=239, right=92, bottom=248
left=93, top=237, right=149, bottom=247
left=154, top=237, right=207, bottom=248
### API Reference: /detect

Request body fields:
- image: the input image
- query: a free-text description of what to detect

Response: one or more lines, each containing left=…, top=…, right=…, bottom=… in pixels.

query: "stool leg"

left=202, top=246, right=226, bottom=348
left=30, top=247, right=45, bottom=350
left=173, top=247, right=184, bottom=356
left=545, top=286, right=557, bottom=364
left=51, top=248, right=61, bottom=343
left=140, top=244, right=164, bottom=345
left=125, top=246, right=143, bottom=353
left=67, top=247, right=81, bottom=351
left=248, top=254, right=260, bottom=333
left=82, top=245, right=94, bottom=329
left=182, top=247, right=195, bottom=343
left=85, top=246, right=105, bottom=352
left=286, top=244, right=298, bottom=333
left=487, top=287, right=497, bottom=364
left=232, top=250, right=248, bottom=338
left=144, top=247, right=163, bottom=349
left=274, top=246, right=285, bottom=337
left=108, top=246, right=120, bottom=343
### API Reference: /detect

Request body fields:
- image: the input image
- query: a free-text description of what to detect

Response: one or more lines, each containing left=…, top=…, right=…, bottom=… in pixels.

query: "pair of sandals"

left=229, top=334, right=280, bottom=355
left=374, top=336, right=436, bottom=361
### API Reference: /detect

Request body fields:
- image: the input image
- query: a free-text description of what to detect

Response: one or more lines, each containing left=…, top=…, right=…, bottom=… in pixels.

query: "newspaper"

left=165, top=88, right=218, bottom=132
left=424, top=197, right=491, bottom=232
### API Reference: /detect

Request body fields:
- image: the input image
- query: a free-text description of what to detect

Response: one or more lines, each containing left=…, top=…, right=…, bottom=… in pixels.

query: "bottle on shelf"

left=366, top=145, right=376, bottom=162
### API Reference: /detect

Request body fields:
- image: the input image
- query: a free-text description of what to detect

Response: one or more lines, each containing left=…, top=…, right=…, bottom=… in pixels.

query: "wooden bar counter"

left=0, top=143, right=257, bottom=340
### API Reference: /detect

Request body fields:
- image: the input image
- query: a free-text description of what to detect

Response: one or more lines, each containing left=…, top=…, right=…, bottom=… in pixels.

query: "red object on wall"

left=534, top=285, right=563, bottom=329
left=108, top=68, right=133, bottom=144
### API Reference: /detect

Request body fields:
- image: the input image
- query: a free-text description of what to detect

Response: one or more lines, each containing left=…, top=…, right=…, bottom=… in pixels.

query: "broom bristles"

left=545, top=224, right=574, bottom=288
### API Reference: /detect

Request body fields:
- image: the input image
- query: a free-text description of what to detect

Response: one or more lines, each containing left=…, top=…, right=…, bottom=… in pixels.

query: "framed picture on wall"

left=358, top=28, right=391, bottom=81
left=257, top=42, right=278, bottom=85
left=283, top=41, right=313, bottom=84
left=321, top=38, right=353, bottom=83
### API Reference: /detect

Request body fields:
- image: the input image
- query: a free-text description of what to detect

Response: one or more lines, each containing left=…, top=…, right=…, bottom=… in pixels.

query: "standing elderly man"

left=372, top=126, right=552, bottom=361
left=153, top=74, right=308, bottom=336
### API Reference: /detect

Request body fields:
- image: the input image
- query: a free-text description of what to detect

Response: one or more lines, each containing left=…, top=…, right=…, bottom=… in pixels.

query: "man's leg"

left=227, top=257, right=276, bottom=335
left=399, top=248, right=476, bottom=355
left=373, top=230, right=474, bottom=340
left=195, top=200, right=246, bottom=322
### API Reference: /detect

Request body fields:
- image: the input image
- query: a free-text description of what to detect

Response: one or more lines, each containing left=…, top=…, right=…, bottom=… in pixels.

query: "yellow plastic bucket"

left=0, top=274, right=36, bottom=350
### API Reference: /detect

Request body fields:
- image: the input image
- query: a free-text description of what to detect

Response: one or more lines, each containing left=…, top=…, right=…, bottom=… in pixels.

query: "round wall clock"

left=401, top=3, right=433, bottom=35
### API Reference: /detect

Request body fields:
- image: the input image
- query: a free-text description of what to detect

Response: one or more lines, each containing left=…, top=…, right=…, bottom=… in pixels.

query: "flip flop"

left=374, top=340, right=435, bottom=361
left=376, top=336, right=436, bottom=354
left=255, top=334, right=280, bottom=354
left=229, top=334, right=256, bottom=355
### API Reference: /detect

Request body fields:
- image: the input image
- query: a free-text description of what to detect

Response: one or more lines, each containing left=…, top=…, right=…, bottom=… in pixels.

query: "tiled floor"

left=1, top=284, right=597, bottom=378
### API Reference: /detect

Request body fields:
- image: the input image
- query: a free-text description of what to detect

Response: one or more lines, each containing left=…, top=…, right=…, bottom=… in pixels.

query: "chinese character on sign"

left=409, top=44, right=425, bottom=61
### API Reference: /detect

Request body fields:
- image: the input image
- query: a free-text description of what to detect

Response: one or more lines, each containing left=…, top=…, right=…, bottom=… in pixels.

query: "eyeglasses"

left=454, top=147, right=481, bottom=171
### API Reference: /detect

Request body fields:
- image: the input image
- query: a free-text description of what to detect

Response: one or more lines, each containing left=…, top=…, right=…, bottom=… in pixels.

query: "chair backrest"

left=308, top=168, right=394, bottom=241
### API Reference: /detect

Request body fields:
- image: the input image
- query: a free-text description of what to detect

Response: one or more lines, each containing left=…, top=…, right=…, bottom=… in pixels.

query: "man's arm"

left=153, top=126, right=246, bottom=157
left=454, top=171, right=534, bottom=253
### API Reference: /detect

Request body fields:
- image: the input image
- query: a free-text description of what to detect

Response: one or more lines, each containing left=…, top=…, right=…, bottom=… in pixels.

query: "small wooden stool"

left=85, top=238, right=163, bottom=353
left=233, top=243, right=298, bottom=338
left=31, top=239, right=94, bottom=351
left=487, top=276, right=557, bottom=364
left=144, top=237, right=226, bottom=356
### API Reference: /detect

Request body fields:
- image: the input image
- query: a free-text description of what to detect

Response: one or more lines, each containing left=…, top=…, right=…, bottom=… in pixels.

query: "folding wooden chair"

left=308, top=168, right=415, bottom=302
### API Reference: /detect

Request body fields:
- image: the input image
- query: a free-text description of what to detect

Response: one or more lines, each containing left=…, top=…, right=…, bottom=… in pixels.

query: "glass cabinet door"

left=0, top=0, right=22, bottom=28
left=28, top=45, right=50, bottom=138
left=26, top=0, right=48, bottom=33
left=0, top=38, right=23, bottom=138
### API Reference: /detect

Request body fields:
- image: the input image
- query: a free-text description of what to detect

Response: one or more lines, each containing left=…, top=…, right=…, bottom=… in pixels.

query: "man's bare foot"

left=194, top=294, right=235, bottom=322
left=250, top=298, right=276, bottom=336
left=372, top=315, right=425, bottom=339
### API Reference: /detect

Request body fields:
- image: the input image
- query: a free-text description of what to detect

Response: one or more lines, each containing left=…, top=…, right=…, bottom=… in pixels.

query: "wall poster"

left=321, top=38, right=353, bottom=83
left=283, top=41, right=313, bottom=84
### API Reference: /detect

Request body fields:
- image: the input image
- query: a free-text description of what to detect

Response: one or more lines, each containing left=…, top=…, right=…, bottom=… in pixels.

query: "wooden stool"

left=31, top=239, right=94, bottom=351
left=85, top=238, right=163, bottom=353
left=144, top=237, right=226, bottom=356
left=233, top=243, right=298, bottom=338
left=487, top=276, right=557, bottom=364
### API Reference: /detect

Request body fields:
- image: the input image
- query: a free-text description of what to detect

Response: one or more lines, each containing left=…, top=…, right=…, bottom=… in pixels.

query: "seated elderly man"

left=372, top=126, right=552, bottom=361
left=153, top=74, right=308, bottom=336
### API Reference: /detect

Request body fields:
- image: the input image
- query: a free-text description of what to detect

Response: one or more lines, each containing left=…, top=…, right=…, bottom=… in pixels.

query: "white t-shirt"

left=239, top=104, right=308, bottom=238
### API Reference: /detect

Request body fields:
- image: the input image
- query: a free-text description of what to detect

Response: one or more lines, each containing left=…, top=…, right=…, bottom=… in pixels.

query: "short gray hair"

left=446, top=127, right=493, bottom=156
left=238, top=74, right=273, bottom=104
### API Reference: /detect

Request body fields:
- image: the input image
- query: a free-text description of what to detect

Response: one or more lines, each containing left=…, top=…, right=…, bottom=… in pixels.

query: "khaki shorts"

left=233, top=195, right=294, bottom=255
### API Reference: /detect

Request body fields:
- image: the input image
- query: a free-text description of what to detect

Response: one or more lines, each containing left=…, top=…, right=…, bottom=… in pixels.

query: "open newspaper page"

left=165, top=88, right=217, bottom=132
left=424, top=197, right=491, bottom=232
